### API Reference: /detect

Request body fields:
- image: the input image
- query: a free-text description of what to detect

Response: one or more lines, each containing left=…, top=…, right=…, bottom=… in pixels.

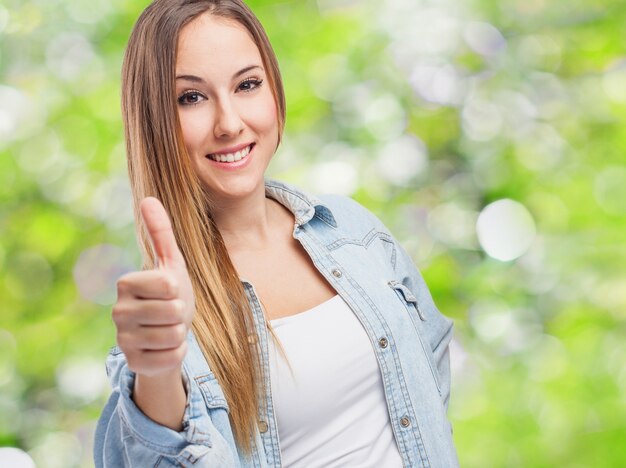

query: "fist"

left=112, top=197, right=195, bottom=377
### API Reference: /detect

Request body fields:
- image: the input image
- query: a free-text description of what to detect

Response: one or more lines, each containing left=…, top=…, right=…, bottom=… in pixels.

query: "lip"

left=205, top=143, right=255, bottom=171
left=209, top=142, right=253, bottom=155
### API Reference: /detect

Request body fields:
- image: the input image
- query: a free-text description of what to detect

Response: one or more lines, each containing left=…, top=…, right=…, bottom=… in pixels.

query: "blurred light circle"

left=92, top=177, right=134, bottom=229
left=56, top=358, right=108, bottom=404
left=65, top=0, right=112, bottom=24
left=363, top=94, right=407, bottom=141
left=333, top=83, right=372, bottom=128
left=514, top=123, right=565, bottom=171
left=39, top=164, right=91, bottom=205
left=527, top=334, right=568, bottom=382
left=462, top=98, right=503, bottom=141
left=17, top=130, right=64, bottom=177
left=0, top=448, right=35, bottom=468
left=387, top=8, right=461, bottom=56
left=309, top=160, right=358, bottom=196
left=476, top=199, right=536, bottom=261
left=470, top=301, right=543, bottom=353
left=410, top=62, right=464, bottom=106
left=0, top=329, right=17, bottom=386
left=73, top=244, right=135, bottom=305
left=594, top=166, right=626, bottom=215
left=29, top=432, right=81, bottom=468
left=0, top=86, right=35, bottom=147
left=0, top=7, right=8, bottom=33
left=464, top=21, right=506, bottom=56
left=602, top=59, right=626, bottom=103
left=376, top=135, right=428, bottom=186
left=427, top=203, right=478, bottom=249
left=46, top=32, right=96, bottom=81
left=517, top=35, right=562, bottom=71
left=5, top=252, right=53, bottom=300
left=309, top=54, right=354, bottom=101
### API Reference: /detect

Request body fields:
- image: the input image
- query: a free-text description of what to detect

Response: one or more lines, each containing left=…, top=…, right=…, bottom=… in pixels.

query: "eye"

left=237, top=78, right=263, bottom=93
left=177, top=90, right=205, bottom=106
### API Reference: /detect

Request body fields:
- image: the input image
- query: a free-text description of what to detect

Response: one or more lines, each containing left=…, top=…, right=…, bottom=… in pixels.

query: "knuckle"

left=170, top=299, right=185, bottom=321
left=165, top=325, right=185, bottom=346
left=116, top=275, right=133, bottom=295
left=175, top=324, right=187, bottom=342
left=115, top=272, right=135, bottom=297
left=158, top=273, right=179, bottom=297
left=111, top=303, right=129, bottom=323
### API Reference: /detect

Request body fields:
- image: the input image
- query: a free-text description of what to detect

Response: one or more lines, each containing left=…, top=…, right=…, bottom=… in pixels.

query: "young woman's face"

left=175, top=13, right=278, bottom=203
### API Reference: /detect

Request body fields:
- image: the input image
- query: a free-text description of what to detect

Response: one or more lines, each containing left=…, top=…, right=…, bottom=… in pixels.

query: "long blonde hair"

left=121, top=0, right=286, bottom=455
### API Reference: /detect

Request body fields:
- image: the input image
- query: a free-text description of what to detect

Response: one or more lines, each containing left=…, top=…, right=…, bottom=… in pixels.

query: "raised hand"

left=112, top=197, right=195, bottom=378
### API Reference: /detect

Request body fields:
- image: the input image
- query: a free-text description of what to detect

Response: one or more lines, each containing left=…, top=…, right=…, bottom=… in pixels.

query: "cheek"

left=247, top=94, right=278, bottom=136
left=179, top=113, right=206, bottom=153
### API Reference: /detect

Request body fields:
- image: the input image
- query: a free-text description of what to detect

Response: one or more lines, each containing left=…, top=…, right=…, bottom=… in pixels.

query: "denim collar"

left=264, top=178, right=338, bottom=228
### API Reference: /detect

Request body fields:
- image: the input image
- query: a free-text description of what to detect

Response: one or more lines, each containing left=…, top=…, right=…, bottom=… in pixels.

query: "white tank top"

left=267, top=295, right=404, bottom=468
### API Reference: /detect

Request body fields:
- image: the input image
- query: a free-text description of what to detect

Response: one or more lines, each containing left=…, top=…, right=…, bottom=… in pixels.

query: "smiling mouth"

left=207, top=144, right=254, bottom=163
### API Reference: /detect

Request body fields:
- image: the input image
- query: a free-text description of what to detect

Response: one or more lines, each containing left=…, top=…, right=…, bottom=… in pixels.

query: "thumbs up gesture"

left=112, top=197, right=195, bottom=378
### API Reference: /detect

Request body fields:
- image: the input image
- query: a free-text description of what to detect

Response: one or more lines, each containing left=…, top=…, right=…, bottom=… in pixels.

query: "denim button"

left=378, top=337, right=388, bottom=348
left=400, top=416, right=411, bottom=427
left=331, top=268, right=342, bottom=278
left=258, top=420, right=268, bottom=433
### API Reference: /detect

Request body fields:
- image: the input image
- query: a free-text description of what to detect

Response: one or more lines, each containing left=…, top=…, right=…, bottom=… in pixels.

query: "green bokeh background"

left=1, top=0, right=625, bottom=466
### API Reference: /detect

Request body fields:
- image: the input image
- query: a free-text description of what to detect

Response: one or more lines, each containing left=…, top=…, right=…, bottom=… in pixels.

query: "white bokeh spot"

left=476, top=199, right=536, bottom=261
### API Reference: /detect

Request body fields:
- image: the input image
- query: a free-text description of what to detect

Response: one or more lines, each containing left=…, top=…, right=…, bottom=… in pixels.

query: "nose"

left=213, top=97, right=243, bottom=139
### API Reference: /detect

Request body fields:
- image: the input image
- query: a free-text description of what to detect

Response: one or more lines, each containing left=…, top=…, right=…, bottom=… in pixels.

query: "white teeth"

left=209, top=145, right=252, bottom=163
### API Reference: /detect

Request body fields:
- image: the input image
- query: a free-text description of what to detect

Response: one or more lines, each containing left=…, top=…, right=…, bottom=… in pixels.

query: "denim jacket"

left=94, top=179, right=458, bottom=467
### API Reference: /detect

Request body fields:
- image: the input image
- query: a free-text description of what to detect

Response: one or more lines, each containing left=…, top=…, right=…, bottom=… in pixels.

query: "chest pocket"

left=196, top=373, right=229, bottom=410
left=388, top=280, right=442, bottom=395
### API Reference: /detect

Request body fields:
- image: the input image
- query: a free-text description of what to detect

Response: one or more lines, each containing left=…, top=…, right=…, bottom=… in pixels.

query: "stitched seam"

left=327, top=229, right=394, bottom=250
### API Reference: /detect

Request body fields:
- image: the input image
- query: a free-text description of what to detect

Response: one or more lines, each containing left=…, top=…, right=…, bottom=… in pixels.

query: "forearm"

left=133, top=368, right=187, bottom=431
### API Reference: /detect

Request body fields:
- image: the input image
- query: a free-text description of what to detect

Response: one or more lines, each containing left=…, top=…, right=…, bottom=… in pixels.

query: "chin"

left=202, top=174, right=266, bottom=202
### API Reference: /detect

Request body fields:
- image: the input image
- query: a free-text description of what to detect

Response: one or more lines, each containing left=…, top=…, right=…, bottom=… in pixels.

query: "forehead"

left=176, top=12, right=261, bottom=72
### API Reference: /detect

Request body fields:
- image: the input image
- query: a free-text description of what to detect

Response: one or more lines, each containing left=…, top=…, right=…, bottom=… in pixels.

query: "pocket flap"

left=388, top=280, right=425, bottom=320
left=388, top=280, right=417, bottom=302
left=195, top=373, right=230, bottom=412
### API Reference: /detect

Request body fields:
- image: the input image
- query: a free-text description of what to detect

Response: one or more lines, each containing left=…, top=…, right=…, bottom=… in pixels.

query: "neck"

left=210, top=184, right=292, bottom=252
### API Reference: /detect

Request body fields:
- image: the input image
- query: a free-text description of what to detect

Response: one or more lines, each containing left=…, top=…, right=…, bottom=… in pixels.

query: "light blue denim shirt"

left=94, top=179, right=458, bottom=467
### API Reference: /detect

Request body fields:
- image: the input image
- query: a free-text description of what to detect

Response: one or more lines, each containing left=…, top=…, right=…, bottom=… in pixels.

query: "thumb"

left=140, top=197, right=184, bottom=268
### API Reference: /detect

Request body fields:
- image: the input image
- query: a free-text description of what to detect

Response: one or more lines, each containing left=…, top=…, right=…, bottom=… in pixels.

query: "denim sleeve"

left=337, top=196, right=454, bottom=411
left=93, top=347, right=239, bottom=468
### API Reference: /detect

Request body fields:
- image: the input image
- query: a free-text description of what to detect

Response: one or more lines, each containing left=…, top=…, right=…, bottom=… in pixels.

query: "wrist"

left=133, top=367, right=188, bottom=431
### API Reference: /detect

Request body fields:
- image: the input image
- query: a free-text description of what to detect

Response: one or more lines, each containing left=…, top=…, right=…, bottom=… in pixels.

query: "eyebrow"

left=175, top=65, right=263, bottom=83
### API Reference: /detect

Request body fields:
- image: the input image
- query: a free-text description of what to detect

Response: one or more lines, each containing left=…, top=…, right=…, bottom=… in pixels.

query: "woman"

left=94, top=0, right=458, bottom=466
